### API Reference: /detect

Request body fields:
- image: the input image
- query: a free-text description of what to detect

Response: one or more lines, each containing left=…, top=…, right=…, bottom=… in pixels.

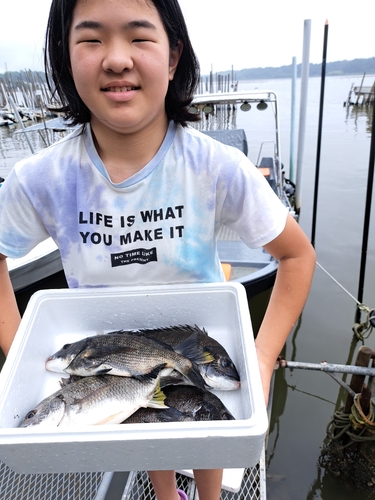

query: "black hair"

left=44, top=0, right=200, bottom=126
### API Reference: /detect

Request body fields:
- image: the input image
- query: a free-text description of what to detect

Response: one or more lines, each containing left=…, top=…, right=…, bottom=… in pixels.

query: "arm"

left=0, top=254, right=21, bottom=357
left=255, top=214, right=316, bottom=405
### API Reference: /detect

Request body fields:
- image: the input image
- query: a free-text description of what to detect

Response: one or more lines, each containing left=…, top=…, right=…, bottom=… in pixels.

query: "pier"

left=345, top=73, right=375, bottom=106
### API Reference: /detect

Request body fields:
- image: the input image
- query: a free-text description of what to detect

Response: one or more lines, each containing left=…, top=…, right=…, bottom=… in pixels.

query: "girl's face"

left=69, top=0, right=181, bottom=137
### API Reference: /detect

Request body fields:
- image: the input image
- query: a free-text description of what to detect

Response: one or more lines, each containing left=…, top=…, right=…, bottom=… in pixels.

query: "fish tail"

left=148, top=382, right=168, bottom=409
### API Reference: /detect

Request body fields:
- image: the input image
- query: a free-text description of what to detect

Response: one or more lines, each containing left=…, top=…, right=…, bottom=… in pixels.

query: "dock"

left=345, top=73, right=375, bottom=106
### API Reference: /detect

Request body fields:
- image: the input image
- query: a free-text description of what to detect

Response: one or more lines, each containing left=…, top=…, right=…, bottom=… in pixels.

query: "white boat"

left=0, top=116, right=12, bottom=127
left=6, top=239, right=62, bottom=292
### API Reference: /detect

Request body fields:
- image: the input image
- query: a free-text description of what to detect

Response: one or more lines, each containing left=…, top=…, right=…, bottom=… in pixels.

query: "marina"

left=1, top=73, right=375, bottom=499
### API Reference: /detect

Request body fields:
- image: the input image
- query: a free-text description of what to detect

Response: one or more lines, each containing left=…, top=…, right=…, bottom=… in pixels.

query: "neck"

left=91, top=116, right=170, bottom=184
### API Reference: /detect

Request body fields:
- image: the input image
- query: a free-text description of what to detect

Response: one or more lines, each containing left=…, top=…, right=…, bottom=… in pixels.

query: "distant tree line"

left=204, top=57, right=375, bottom=81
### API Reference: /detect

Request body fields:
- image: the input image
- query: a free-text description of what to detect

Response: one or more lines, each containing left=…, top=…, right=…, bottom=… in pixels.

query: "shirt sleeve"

left=220, top=156, right=289, bottom=248
left=0, top=167, right=50, bottom=258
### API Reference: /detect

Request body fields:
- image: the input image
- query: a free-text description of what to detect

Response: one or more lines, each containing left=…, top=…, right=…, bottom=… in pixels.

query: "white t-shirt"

left=0, top=121, right=288, bottom=288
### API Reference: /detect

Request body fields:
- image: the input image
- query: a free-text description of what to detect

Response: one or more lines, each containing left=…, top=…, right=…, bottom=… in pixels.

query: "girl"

left=0, top=0, right=315, bottom=499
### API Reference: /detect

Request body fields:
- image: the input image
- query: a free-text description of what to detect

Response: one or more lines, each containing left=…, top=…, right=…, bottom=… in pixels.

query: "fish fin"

left=155, top=407, right=189, bottom=422
left=132, top=363, right=168, bottom=382
left=176, top=333, right=214, bottom=365
left=125, top=330, right=176, bottom=351
left=94, top=368, right=113, bottom=375
left=96, top=412, right=130, bottom=425
left=183, top=362, right=207, bottom=390
left=194, top=324, right=209, bottom=336
left=106, top=329, right=127, bottom=335
left=160, top=370, right=187, bottom=387
left=128, top=325, right=198, bottom=340
left=147, top=383, right=168, bottom=409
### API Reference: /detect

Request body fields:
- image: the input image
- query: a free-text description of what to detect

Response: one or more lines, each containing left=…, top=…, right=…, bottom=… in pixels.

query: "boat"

left=0, top=117, right=11, bottom=127
left=6, top=239, right=63, bottom=293
left=190, top=89, right=296, bottom=297
left=4, top=89, right=295, bottom=297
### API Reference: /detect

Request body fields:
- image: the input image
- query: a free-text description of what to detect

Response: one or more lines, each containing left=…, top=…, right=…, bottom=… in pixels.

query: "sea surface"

left=1, top=74, right=375, bottom=499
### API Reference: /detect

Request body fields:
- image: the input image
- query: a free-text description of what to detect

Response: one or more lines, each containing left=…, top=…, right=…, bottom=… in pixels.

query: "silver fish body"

left=19, top=369, right=167, bottom=428
left=46, top=332, right=206, bottom=390
left=129, top=325, right=240, bottom=390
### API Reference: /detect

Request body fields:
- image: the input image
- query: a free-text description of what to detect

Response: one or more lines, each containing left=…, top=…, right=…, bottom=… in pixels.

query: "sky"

left=0, top=0, right=374, bottom=75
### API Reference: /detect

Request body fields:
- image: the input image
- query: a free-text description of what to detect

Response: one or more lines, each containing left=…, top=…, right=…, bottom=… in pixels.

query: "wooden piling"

left=355, top=73, right=366, bottom=105
left=344, top=345, right=372, bottom=414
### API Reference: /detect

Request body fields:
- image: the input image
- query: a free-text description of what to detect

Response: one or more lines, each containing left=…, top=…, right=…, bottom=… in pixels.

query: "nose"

left=102, top=40, right=134, bottom=73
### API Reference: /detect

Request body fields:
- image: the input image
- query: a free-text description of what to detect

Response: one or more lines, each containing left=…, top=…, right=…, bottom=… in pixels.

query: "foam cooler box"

left=0, top=282, right=268, bottom=474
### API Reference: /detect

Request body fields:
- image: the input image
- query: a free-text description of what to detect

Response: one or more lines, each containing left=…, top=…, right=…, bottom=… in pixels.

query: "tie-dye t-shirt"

left=0, top=121, right=288, bottom=288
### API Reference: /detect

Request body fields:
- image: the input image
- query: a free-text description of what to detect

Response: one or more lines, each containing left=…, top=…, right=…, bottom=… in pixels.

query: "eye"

left=62, top=344, right=72, bottom=350
left=220, top=359, right=234, bottom=369
left=26, top=410, right=37, bottom=419
left=78, top=39, right=101, bottom=44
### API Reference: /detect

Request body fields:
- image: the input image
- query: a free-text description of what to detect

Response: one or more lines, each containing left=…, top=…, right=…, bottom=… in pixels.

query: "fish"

left=19, top=367, right=167, bottom=428
left=45, top=331, right=206, bottom=390
left=127, top=325, right=240, bottom=390
left=123, top=385, right=235, bottom=423
left=122, top=406, right=191, bottom=424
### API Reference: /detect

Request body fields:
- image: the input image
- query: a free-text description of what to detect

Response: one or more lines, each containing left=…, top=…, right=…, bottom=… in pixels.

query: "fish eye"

left=62, top=343, right=72, bottom=350
left=220, top=359, right=233, bottom=368
left=26, top=410, right=37, bottom=419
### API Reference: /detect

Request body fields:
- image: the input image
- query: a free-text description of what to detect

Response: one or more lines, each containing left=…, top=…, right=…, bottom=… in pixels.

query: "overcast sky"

left=1, top=0, right=374, bottom=75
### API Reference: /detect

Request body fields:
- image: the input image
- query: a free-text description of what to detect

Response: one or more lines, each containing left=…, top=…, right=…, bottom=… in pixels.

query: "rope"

left=316, top=262, right=361, bottom=304
left=353, top=306, right=375, bottom=342
left=316, top=261, right=375, bottom=342
left=326, top=393, right=375, bottom=448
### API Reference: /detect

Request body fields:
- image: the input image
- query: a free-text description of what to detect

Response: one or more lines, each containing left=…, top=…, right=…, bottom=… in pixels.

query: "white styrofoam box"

left=0, top=282, right=268, bottom=474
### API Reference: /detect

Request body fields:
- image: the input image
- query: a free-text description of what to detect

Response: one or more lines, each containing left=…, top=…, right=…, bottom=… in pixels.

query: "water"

left=1, top=74, right=375, bottom=499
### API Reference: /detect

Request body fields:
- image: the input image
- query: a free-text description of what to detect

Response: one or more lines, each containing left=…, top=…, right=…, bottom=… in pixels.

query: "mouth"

left=102, top=86, right=140, bottom=92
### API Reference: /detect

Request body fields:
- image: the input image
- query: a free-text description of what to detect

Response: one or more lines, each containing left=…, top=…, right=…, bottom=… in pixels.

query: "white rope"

left=316, top=261, right=375, bottom=341
left=316, top=261, right=361, bottom=306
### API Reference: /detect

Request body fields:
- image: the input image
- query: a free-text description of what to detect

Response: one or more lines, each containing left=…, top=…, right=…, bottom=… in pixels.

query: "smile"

left=103, top=86, right=140, bottom=92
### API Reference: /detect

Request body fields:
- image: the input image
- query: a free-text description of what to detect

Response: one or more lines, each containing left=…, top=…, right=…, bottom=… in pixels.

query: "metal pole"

left=275, top=359, right=375, bottom=377
left=289, top=56, right=297, bottom=184
left=294, top=19, right=311, bottom=214
left=355, top=96, right=375, bottom=323
left=311, top=20, right=329, bottom=248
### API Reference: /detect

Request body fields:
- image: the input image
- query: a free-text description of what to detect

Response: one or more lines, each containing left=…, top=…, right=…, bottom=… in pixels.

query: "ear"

left=169, top=40, right=183, bottom=81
